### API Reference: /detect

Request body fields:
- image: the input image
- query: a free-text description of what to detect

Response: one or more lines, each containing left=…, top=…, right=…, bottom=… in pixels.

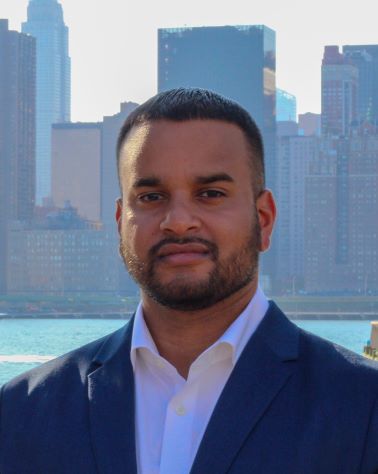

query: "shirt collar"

left=130, top=302, right=158, bottom=370
left=216, top=286, right=268, bottom=364
left=130, top=286, right=268, bottom=371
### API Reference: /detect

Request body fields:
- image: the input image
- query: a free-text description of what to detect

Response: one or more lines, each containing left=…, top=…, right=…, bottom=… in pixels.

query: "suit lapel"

left=88, top=318, right=137, bottom=474
left=190, top=303, right=299, bottom=474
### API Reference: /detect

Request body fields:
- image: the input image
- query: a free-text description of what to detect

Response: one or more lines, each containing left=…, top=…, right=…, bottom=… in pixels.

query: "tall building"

left=321, top=46, right=358, bottom=137
left=158, top=25, right=276, bottom=191
left=304, top=128, right=378, bottom=294
left=22, top=0, right=71, bottom=203
left=0, top=19, right=36, bottom=294
left=276, top=88, right=297, bottom=122
left=276, top=134, right=319, bottom=292
left=51, top=123, right=102, bottom=222
left=343, top=44, right=378, bottom=125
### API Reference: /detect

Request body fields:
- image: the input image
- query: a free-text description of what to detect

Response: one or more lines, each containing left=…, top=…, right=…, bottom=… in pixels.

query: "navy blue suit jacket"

left=1, top=302, right=378, bottom=473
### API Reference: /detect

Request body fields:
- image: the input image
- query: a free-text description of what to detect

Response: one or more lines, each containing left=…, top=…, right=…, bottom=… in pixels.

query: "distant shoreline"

left=0, top=312, right=377, bottom=321
left=0, top=313, right=133, bottom=320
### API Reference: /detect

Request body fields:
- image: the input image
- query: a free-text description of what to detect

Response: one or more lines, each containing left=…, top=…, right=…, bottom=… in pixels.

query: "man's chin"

left=142, top=278, right=217, bottom=311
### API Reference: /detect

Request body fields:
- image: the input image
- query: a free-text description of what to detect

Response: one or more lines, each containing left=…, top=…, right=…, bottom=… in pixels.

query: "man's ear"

left=256, top=189, right=276, bottom=252
left=115, top=197, right=122, bottom=233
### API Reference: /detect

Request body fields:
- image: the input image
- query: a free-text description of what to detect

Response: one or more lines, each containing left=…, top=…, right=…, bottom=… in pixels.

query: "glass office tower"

left=343, top=44, right=378, bottom=126
left=22, top=0, right=71, bottom=204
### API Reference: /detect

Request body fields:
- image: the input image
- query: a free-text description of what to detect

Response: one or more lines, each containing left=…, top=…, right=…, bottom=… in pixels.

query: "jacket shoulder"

left=297, top=322, right=378, bottom=390
left=1, top=319, right=132, bottom=398
left=266, top=301, right=378, bottom=388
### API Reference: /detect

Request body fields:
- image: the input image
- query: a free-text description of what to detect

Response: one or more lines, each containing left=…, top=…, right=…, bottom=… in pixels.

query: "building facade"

left=0, top=19, right=36, bottom=294
left=51, top=123, right=102, bottom=222
left=22, top=0, right=71, bottom=203
left=298, top=112, right=321, bottom=136
left=7, top=204, right=118, bottom=294
left=304, top=128, right=378, bottom=294
left=276, top=133, right=320, bottom=293
left=343, top=44, right=378, bottom=126
left=321, top=46, right=358, bottom=137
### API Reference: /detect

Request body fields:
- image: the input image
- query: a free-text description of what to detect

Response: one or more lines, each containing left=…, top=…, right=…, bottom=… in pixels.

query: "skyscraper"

left=276, top=134, right=319, bottom=292
left=22, top=0, right=71, bottom=204
left=158, top=25, right=276, bottom=191
left=0, top=19, right=36, bottom=293
left=343, top=44, right=378, bottom=125
left=321, top=46, right=358, bottom=136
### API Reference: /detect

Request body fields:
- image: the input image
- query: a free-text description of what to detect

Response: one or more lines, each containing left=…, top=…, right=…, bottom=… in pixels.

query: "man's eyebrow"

left=132, top=173, right=234, bottom=189
left=195, top=173, right=234, bottom=185
left=132, top=177, right=161, bottom=188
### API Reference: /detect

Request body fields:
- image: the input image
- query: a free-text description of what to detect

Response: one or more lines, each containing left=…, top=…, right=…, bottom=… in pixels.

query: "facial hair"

left=120, top=215, right=261, bottom=311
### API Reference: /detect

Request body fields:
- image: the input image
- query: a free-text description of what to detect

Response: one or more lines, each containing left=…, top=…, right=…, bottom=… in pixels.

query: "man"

left=1, top=88, right=378, bottom=474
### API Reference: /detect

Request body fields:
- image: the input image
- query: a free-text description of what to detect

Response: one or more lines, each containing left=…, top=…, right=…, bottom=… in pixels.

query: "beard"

left=120, top=217, right=261, bottom=312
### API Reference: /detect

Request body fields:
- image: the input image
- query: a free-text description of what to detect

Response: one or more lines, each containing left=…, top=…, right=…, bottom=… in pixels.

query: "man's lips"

left=156, top=243, right=211, bottom=265
left=157, top=243, right=210, bottom=257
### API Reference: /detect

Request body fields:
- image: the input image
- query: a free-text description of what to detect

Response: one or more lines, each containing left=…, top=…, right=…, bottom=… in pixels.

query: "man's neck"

left=140, top=282, right=257, bottom=379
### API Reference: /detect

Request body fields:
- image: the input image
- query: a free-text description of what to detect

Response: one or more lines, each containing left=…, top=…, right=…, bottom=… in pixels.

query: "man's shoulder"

left=1, top=319, right=132, bottom=400
left=295, top=317, right=378, bottom=393
left=267, top=301, right=378, bottom=387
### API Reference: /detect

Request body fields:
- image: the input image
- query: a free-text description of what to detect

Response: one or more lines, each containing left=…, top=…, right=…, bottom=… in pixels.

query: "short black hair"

left=117, top=88, right=265, bottom=193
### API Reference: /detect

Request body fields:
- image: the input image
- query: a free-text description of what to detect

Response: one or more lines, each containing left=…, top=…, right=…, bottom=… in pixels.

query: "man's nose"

left=159, top=198, right=201, bottom=235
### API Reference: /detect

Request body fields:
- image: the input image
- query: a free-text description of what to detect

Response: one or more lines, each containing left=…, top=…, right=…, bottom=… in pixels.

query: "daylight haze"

left=1, top=0, right=377, bottom=121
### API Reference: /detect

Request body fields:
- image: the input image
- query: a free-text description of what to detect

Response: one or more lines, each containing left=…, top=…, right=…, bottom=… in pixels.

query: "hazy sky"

left=1, top=0, right=377, bottom=122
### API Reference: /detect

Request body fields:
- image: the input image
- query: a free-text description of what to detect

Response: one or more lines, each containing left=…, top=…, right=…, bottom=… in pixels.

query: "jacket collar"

left=87, top=316, right=137, bottom=474
left=190, top=301, right=299, bottom=474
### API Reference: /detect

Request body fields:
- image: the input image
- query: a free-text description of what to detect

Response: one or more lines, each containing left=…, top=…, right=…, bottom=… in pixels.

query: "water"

left=0, top=318, right=374, bottom=386
left=0, top=319, right=127, bottom=386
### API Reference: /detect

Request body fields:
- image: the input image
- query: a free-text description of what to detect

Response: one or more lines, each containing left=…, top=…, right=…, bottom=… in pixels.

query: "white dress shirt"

left=130, top=287, right=269, bottom=474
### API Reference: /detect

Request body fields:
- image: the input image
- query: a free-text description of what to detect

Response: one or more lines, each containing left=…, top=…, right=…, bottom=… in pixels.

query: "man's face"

left=117, top=119, right=274, bottom=311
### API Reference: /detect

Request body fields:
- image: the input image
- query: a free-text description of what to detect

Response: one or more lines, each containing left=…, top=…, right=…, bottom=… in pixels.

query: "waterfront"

left=0, top=318, right=375, bottom=386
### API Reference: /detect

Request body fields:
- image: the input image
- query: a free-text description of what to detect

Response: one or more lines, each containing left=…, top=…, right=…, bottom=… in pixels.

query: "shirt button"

left=175, top=404, right=186, bottom=416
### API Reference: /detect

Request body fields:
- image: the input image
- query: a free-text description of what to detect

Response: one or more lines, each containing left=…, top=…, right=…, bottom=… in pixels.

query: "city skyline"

left=1, top=0, right=377, bottom=122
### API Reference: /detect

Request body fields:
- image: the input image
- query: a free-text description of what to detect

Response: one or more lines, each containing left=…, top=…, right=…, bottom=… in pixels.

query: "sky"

left=1, top=0, right=377, bottom=122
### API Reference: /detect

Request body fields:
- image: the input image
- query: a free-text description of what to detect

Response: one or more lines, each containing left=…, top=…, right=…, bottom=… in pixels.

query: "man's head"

left=117, top=88, right=265, bottom=198
left=116, top=88, right=275, bottom=311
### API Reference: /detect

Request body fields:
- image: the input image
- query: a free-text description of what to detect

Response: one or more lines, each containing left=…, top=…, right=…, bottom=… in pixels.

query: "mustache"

left=149, top=237, right=219, bottom=260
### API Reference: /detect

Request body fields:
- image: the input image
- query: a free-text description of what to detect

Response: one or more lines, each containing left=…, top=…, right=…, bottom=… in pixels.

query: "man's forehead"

left=120, top=122, right=152, bottom=159
left=119, top=119, right=249, bottom=159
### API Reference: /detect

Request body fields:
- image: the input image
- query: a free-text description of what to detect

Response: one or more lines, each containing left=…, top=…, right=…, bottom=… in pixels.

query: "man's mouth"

left=156, top=243, right=211, bottom=266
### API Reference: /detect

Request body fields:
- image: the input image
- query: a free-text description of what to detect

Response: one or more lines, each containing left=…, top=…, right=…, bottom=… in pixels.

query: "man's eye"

left=199, top=189, right=225, bottom=198
left=139, top=193, right=164, bottom=202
